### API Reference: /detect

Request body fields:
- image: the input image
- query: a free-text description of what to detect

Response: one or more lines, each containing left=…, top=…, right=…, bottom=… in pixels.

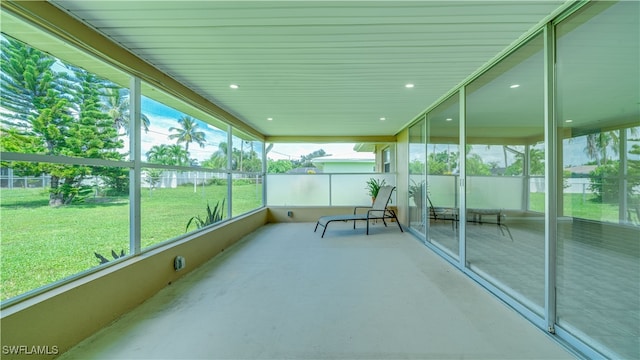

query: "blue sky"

left=141, top=97, right=363, bottom=162
left=140, top=97, right=228, bottom=162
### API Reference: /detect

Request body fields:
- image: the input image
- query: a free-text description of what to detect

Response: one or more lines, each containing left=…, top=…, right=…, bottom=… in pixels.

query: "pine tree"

left=1, top=36, right=125, bottom=205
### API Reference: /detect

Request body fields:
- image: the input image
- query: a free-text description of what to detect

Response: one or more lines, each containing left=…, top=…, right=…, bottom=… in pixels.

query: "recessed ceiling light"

left=229, top=84, right=239, bottom=89
left=380, top=117, right=386, bottom=121
left=405, top=83, right=415, bottom=89
left=510, top=84, right=520, bottom=89
left=565, top=119, right=573, bottom=123
left=267, top=117, right=273, bottom=121
left=446, top=118, right=453, bottom=121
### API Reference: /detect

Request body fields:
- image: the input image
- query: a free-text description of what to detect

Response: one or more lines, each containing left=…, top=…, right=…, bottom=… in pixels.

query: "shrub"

left=99, top=168, right=129, bottom=195
left=587, top=161, right=640, bottom=204
left=206, top=178, right=226, bottom=186
left=233, top=179, right=254, bottom=185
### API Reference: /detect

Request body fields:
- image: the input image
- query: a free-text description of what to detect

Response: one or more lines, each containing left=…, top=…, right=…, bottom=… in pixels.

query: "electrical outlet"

left=287, top=210, right=293, bottom=217
left=174, top=256, right=186, bottom=271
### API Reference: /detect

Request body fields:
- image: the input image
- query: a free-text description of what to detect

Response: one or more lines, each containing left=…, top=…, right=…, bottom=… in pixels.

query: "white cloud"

left=267, top=143, right=362, bottom=161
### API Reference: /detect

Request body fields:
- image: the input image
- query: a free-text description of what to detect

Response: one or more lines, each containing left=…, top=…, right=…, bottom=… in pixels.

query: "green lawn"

left=529, top=192, right=621, bottom=222
left=0, top=186, right=621, bottom=301
left=0, top=183, right=262, bottom=301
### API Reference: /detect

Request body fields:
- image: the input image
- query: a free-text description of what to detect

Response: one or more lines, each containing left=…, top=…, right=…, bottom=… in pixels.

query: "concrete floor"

left=60, top=222, right=574, bottom=359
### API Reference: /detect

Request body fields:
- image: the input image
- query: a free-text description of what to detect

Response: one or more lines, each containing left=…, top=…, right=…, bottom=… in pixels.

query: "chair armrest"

left=353, top=206, right=372, bottom=214
left=366, top=208, right=391, bottom=218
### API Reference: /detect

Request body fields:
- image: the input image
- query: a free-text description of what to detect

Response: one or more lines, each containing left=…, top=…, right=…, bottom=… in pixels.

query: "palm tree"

left=585, top=132, right=618, bottom=166
left=103, top=87, right=150, bottom=135
left=202, top=142, right=228, bottom=169
left=583, top=129, right=640, bottom=167
left=146, top=144, right=171, bottom=164
left=146, top=144, right=189, bottom=166
left=168, top=116, right=206, bottom=153
left=167, top=144, right=189, bottom=166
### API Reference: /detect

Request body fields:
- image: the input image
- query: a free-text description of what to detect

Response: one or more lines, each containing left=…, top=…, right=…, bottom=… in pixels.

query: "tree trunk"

left=49, top=175, right=64, bottom=207
left=63, top=176, right=77, bottom=205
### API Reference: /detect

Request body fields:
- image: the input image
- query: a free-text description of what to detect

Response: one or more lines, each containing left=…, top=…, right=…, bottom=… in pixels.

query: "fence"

left=0, top=170, right=261, bottom=191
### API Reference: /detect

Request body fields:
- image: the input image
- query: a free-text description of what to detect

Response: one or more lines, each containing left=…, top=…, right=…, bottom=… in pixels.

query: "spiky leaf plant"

left=94, top=249, right=126, bottom=265
left=186, top=199, right=226, bottom=232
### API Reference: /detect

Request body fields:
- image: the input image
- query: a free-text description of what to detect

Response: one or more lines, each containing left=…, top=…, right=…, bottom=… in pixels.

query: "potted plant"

left=365, top=178, right=386, bottom=203
left=408, top=179, right=425, bottom=208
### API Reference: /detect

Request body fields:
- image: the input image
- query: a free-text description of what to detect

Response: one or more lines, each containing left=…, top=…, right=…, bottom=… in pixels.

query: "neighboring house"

left=563, top=165, right=598, bottom=194
left=311, top=153, right=375, bottom=173
left=286, top=167, right=323, bottom=174
left=565, top=165, right=597, bottom=175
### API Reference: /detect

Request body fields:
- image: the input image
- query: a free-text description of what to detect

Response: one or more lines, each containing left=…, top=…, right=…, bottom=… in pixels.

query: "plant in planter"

left=365, top=178, right=386, bottom=202
left=408, top=179, right=426, bottom=208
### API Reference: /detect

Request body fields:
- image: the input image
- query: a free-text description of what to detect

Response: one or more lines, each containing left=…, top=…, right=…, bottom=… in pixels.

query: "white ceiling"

left=35, top=1, right=572, bottom=138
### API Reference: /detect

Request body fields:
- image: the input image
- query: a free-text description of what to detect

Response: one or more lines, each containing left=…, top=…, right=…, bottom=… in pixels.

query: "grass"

left=0, top=186, right=622, bottom=301
left=529, top=192, right=622, bottom=222
left=0, top=182, right=262, bottom=301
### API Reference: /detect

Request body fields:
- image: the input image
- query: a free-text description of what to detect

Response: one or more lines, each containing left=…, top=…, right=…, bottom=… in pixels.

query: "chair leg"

left=389, top=210, right=403, bottom=233
left=314, top=222, right=319, bottom=232
left=500, top=224, right=513, bottom=241
left=321, top=223, right=328, bottom=238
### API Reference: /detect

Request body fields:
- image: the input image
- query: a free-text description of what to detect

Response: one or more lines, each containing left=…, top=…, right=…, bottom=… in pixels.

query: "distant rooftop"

left=566, top=165, right=597, bottom=174
left=286, top=167, right=323, bottom=174
left=311, top=153, right=375, bottom=163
